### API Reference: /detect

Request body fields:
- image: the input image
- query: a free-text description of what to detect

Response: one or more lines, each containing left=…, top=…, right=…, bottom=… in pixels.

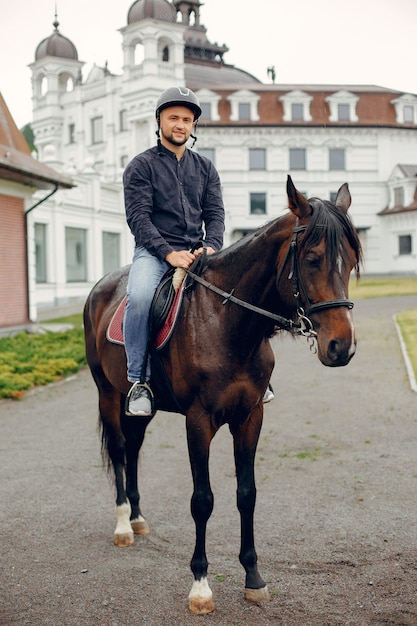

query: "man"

left=123, top=87, right=225, bottom=417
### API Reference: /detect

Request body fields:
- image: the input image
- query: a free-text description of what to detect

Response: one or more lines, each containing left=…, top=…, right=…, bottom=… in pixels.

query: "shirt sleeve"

left=123, top=156, right=174, bottom=261
left=201, top=161, right=225, bottom=251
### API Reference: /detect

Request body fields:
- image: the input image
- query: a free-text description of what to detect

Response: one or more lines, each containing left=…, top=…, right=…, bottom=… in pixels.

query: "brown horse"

left=83, top=175, right=361, bottom=614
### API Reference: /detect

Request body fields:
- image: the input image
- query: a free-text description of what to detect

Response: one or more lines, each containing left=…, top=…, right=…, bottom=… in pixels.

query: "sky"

left=1, top=0, right=416, bottom=129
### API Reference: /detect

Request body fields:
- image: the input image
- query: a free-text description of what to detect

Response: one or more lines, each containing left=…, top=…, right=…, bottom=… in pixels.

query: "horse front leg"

left=123, top=414, right=151, bottom=536
left=186, top=412, right=216, bottom=614
left=231, top=407, right=270, bottom=604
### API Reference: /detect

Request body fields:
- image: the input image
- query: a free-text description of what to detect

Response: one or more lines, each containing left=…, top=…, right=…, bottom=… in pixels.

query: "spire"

left=53, top=4, right=59, bottom=31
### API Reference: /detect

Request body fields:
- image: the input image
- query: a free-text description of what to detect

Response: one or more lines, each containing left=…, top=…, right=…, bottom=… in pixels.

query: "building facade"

left=0, top=92, right=72, bottom=328
left=27, top=0, right=417, bottom=315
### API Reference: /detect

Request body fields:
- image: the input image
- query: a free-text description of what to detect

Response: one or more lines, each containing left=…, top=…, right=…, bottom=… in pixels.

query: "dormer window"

left=239, top=103, right=251, bottom=120
left=195, top=89, right=220, bottom=121
left=280, top=90, right=312, bottom=122
left=404, top=106, right=414, bottom=123
left=291, top=103, right=303, bottom=120
left=227, top=90, right=260, bottom=122
left=337, top=104, right=350, bottom=121
left=326, top=91, right=359, bottom=122
left=394, top=187, right=404, bottom=206
left=391, top=94, right=417, bottom=124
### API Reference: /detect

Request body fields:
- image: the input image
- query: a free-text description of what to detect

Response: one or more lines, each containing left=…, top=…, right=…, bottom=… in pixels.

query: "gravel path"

left=1, top=296, right=417, bottom=626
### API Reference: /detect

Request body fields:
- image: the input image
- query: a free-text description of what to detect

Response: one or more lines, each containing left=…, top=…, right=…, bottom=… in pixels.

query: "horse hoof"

left=188, top=597, right=216, bottom=614
left=114, top=531, right=134, bottom=547
left=131, top=519, right=150, bottom=535
left=245, top=586, right=270, bottom=604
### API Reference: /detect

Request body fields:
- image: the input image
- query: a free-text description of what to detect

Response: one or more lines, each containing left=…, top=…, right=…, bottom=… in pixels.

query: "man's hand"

left=165, top=249, right=197, bottom=269
left=194, top=246, right=216, bottom=256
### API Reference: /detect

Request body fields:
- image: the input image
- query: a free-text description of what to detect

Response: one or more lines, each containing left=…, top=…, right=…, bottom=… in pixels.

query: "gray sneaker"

left=125, top=382, right=154, bottom=417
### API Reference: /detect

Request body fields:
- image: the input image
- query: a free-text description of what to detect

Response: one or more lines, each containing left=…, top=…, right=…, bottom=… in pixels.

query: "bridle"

left=277, top=218, right=354, bottom=311
left=185, top=219, right=354, bottom=341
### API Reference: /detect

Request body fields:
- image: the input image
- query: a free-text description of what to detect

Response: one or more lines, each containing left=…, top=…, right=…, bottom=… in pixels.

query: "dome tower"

left=29, top=13, right=83, bottom=167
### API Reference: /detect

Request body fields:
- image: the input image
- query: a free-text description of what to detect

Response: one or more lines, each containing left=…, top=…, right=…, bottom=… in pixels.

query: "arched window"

left=41, top=76, right=48, bottom=96
left=134, top=43, right=145, bottom=65
left=162, top=46, right=169, bottom=62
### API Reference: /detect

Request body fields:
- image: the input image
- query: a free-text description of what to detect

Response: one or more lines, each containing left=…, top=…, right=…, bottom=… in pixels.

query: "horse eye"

left=305, top=255, right=321, bottom=269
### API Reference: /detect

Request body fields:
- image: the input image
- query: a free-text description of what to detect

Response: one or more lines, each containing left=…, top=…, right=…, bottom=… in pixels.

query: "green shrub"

left=0, top=326, right=86, bottom=399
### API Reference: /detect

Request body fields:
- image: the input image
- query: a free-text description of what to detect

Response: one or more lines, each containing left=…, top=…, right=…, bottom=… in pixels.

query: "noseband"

left=276, top=219, right=354, bottom=323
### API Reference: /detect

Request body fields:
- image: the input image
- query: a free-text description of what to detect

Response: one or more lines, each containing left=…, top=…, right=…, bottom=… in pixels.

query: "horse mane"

left=301, top=198, right=362, bottom=278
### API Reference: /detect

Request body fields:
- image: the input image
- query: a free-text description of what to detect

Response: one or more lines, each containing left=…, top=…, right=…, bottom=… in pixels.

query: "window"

left=102, top=232, right=120, bottom=275
left=68, top=123, right=75, bottom=144
left=249, top=148, right=266, bottom=170
left=198, top=148, right=215, bottom=163
left=66, top=227, right=87, bottom=282
left=227, top=90, right=260, bottom=122
left=250, top=192, right=267, bottom=215
left=119, top=110, right=127, bottom=131
left=326, top=91, right=359, bottom=122
left=35, top=223, right=47, bottom=283
left=120, top=154, right=129, bottom=169
left=391, top=94, right=417, bottom=124
left=196, top=89, right=221, bottom=121
left=291, top=103, right=303, bottom=120
left=238, top=103, right=251, bottom=120
left=289, top=148, right=306, bottom=170
left=404, top=105, right=414, bottom=123
left=329, top=148, right=346, bottom=170
left=394, top=187, right=404, bottom=206
left=330, top=191, right=338, bottom=202
left=280, top=90, right=312, bottom=122
left=337, top=104, right=350, bottom=121
left=91, top=116, right=103, bottom=144
left=200, top=102, right=212, bottom=119
left=399, top=234, right=412, bottom=255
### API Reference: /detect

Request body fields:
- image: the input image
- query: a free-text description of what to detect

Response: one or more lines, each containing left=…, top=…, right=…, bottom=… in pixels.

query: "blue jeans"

left=123, top=247, right=170, bottom=383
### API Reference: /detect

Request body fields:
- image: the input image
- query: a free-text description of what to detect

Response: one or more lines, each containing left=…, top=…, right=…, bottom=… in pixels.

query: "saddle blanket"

left=106, top=279, right=186, bottom=351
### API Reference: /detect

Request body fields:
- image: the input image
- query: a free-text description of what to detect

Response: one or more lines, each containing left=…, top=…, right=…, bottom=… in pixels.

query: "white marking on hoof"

left=130, top=515, right=150, bottom=535
left=188, top=578, right=216, bottom=614
left=245, top=585, right=270, bottom=604
left=114, top=502, right=134, bottom=546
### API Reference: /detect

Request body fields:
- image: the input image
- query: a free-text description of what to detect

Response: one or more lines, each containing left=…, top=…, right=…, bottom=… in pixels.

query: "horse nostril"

left=328, top=339, right=343, bottom=361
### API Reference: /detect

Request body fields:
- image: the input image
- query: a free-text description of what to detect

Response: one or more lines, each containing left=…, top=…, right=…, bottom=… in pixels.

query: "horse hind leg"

left=97, top=388, right=135, bottom=546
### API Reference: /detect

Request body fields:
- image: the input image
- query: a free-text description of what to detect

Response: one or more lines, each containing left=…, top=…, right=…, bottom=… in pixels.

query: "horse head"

left=282, top=175, right=362, bottom=367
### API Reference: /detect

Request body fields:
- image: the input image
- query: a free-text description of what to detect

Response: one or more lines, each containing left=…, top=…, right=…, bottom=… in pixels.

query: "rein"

left=185, top=269, right=301, bottom=332
left=186, top=219, right=354, bottom=339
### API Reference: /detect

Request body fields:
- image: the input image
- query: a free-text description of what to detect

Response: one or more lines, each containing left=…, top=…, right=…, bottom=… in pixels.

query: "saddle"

left=106, top=244, right=207, bottom=350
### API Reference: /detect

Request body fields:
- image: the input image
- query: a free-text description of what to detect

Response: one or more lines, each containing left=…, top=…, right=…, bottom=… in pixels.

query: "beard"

left=161, top=129, right=189, bottom=147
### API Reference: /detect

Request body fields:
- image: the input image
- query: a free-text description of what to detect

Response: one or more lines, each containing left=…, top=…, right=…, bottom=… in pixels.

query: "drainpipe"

left=24, top=185, right=58, bottom=323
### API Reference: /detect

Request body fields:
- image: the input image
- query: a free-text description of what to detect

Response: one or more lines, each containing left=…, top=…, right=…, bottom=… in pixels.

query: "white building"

left=27, top=0, right=417, bottom=316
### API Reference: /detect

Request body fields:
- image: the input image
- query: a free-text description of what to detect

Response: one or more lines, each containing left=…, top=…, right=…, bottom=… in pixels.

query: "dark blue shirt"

left=123, top=142, right=225, bottom=261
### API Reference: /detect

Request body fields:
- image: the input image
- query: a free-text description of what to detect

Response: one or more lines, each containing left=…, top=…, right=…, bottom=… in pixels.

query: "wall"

left=0, top=194, right=28, bottom=327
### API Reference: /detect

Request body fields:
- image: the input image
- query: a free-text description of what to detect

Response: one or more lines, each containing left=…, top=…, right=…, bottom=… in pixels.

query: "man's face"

left=159, top=105, right=195, bottom=147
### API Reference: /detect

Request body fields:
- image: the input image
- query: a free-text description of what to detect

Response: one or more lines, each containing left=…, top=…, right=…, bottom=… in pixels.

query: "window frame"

left=250, top=192, right=267, bottom=215
left=289, top=147, right=306, bottom=170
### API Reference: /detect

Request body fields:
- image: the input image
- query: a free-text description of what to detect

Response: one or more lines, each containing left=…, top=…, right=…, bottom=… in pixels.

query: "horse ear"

left=335, top=183, right=351, bottom=213
left=286, top=175, right=312, bottom=218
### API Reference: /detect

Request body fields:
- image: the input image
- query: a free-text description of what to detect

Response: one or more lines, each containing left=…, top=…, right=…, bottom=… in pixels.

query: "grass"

left=1, top=275, right=417, bottom=400
left=396, top=309, right=417, bottom=380
left=349, top=275, right=417, bottom=299
left=0, top=314, right=85, bottom=399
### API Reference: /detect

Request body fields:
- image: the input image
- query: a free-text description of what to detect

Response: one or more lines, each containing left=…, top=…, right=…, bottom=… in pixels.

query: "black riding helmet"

left=155, top=86, right=202, bottom=121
